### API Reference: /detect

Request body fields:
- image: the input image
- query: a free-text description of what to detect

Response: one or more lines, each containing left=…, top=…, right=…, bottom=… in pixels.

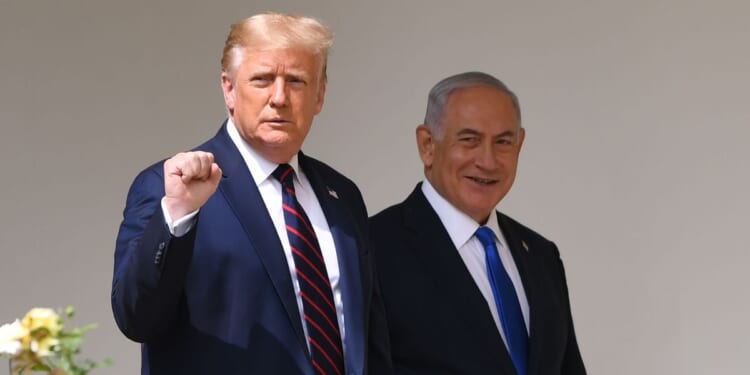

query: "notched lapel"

left=299, top=154, right=365, bottom=374
left=403, top=187, right=517, bottom=374
left=207, top=127, right=307, bottom=354
left=498, top=212, right=550, bottom=375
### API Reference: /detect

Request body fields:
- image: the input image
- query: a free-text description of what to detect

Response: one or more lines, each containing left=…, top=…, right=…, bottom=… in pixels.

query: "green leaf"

left=31, top=363, right=52, bottom=371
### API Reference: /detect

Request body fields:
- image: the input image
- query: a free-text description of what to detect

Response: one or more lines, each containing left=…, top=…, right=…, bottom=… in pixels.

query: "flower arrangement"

left=0, top=307, right=110, bottom=375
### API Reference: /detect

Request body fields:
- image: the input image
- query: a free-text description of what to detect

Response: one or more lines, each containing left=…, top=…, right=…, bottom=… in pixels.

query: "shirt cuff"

left=161, top=197, right=198, bottom=237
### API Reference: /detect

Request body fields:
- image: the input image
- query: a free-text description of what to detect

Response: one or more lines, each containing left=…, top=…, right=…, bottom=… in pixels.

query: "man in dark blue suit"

left=112, top=13, right=390, bottom=375
left=370, top=72, right=586, bottom=374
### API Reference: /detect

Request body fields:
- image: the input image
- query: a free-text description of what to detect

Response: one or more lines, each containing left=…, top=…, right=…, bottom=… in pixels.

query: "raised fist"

left=163, top=151, right=222, bottom=220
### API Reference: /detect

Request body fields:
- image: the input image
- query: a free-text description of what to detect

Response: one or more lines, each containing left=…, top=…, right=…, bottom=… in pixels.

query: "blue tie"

left=273, top=164, right=344, bottom=375
left=475, top=226, right=528, bottom=375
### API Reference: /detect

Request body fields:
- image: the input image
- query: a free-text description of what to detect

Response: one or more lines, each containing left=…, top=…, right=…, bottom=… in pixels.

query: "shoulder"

left=499, top=212, right=551, bottom=241
left=300, top=154, right=362, bottom=197
left=302, top=155, right=355, bottom=184
left=369, top=185, right=430, bottom=238
left=129, top=128, right=226, bottom=191
left=369, top=201, right=406, bottom=228
left=127, top=159, right=165, bottom=195
left=299, top=153, right=370, bottom=220
left=370, top=184, right=430, bottom=232
left=498, top=212, right=561, bottom=258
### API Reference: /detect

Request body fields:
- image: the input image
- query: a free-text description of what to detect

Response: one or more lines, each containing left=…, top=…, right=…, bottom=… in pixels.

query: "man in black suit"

left=370, top=71, right=585, bottom=375
left=112, top=13, right=390, bottom=374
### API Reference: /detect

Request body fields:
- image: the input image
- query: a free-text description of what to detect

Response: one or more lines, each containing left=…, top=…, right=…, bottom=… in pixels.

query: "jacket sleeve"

left=111, top=164, right=197, bottom=343
left=366, top=253, right=394, bottom=375
left=553, top=246, right=587, bottom=375
left=344, top=177, right=393, bottom=375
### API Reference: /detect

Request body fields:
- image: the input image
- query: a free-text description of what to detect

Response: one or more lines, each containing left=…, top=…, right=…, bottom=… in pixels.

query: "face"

left=221, top=46, right=326, bottom=163
left=417, top=85, right=525, bottom=224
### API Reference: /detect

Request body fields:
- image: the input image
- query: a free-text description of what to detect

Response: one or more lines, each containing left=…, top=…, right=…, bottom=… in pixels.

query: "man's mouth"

left=265, top=118, right=290, bottom=124
left=467, top=176, right=498, bottom=185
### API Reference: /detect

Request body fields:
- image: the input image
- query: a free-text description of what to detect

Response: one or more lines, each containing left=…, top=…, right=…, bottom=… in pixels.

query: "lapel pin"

left=327, top=187, right=339, bottom=199
left=522, top=241, right=529, bottom=252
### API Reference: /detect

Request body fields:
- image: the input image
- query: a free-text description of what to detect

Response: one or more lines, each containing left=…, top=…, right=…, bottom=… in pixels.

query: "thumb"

left=209, top=163, right=223, bottom=186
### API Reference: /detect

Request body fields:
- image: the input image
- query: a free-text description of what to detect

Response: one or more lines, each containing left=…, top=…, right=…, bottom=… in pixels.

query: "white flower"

left=0, top=319, right=26, bottom=356
left=21, top=308, right=62, bottom=357
left=22, top=308, right=62, bottom=335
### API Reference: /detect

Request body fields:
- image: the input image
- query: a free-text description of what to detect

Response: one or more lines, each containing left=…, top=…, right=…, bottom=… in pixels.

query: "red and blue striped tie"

left=273, top=164, right=344, bottom=375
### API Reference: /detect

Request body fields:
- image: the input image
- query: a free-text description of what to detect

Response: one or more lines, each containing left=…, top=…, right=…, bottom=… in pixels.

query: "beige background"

left=1, top=1, right=749, bottom=374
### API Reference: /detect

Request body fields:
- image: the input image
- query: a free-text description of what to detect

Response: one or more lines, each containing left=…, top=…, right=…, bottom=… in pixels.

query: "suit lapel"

left=498, top=213, right=544, bottom=375
left=204, top=126, right=307, bottom=356
left=299, top=153, right=365, bottom=374
left=403, top=185, right=517, bottom=374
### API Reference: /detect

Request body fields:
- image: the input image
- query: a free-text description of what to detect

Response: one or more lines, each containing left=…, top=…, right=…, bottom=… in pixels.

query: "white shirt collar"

left=421, top=179, right=507, bottom=250
left=225, top=118, right=304, bottom=188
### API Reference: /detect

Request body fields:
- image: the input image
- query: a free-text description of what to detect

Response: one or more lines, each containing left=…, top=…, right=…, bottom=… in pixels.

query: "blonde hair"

left=221, top=12, right=334, bottom=81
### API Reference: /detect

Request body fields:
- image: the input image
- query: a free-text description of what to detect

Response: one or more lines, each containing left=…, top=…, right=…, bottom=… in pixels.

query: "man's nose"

left=269, top=77, right=288, bottom=107
left=475, top=142, right=499, bottom=170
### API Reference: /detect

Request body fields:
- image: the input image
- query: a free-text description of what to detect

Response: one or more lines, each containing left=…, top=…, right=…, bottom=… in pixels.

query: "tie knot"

left=272, top=163, right=295, bottom=187
left=475, top=226, right=496, bottom=249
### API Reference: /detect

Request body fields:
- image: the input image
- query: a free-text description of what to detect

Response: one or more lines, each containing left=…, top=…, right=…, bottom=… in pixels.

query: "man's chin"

left=254, top=138, right=303, bottom=163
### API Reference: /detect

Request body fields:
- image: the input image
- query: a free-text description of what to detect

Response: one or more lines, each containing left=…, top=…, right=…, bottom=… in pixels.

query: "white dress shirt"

left=421, top=180, right=530, bottom=347
left=162, top=119, right=345, bottom=350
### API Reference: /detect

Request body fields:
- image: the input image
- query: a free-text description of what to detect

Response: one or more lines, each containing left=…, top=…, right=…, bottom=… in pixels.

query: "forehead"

left=442, top=86, right=519, bottom=132
left=239, top=45, right=321, bottom=73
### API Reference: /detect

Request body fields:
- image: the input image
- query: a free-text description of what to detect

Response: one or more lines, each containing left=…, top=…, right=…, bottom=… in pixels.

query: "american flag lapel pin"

left=522, top=241, right=529, bottom=252
left=327, top=186, right=339, bottom=199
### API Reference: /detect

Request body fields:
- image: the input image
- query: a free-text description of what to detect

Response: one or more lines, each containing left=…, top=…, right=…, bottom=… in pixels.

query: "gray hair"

left=423, top=71, right=522, bottom=138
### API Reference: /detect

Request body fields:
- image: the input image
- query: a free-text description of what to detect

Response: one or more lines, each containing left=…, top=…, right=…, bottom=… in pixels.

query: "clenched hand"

left=163, top=151, right=222, bottom=220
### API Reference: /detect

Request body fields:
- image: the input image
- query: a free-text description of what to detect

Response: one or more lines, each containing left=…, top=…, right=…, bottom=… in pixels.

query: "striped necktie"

left=272, top=164, right=344, bottom=375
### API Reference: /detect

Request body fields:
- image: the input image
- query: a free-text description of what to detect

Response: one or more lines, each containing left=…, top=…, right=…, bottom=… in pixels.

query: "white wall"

left=1, top=1, right=748, bottom=374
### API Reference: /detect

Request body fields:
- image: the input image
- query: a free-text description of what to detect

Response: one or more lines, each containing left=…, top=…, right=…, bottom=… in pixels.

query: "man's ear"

left=314, top=78, right=327, bottom=115
left=221, top=72, right=235, bottom=113
left=516, top=127, right=526, bottom=154
left=416, top=124, right=435, bottom=168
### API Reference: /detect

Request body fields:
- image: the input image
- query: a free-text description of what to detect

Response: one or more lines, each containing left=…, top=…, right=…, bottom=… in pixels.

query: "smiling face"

left=221, top=46, right=326, bottom=163
left=417, top=85, right=525, bottom=224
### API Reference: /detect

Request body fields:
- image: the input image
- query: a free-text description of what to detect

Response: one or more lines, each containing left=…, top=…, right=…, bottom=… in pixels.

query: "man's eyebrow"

left=495, top=130, right=516, bottom=138
left=285, top=72, right=308, bottom=81
left=283, top=66, right=311, bottom=76
left=455, top=128, right=516, bottom=138
left=456, top=128, right=481, bottom=136
left=247, top=68, right=274, bottom=77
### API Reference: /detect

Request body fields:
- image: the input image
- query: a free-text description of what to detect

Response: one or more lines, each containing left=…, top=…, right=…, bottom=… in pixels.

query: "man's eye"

left=250, top=77, right=272, bottom=85
left=287, top=77, right=306, bottom=86
left=459, top=137, right=479, bottom=143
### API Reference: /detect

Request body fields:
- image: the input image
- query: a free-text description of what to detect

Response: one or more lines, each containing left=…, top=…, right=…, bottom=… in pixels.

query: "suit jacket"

left=369, top=184, right=585, bottom=375
left=112, top=124, right=391, bottom=374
